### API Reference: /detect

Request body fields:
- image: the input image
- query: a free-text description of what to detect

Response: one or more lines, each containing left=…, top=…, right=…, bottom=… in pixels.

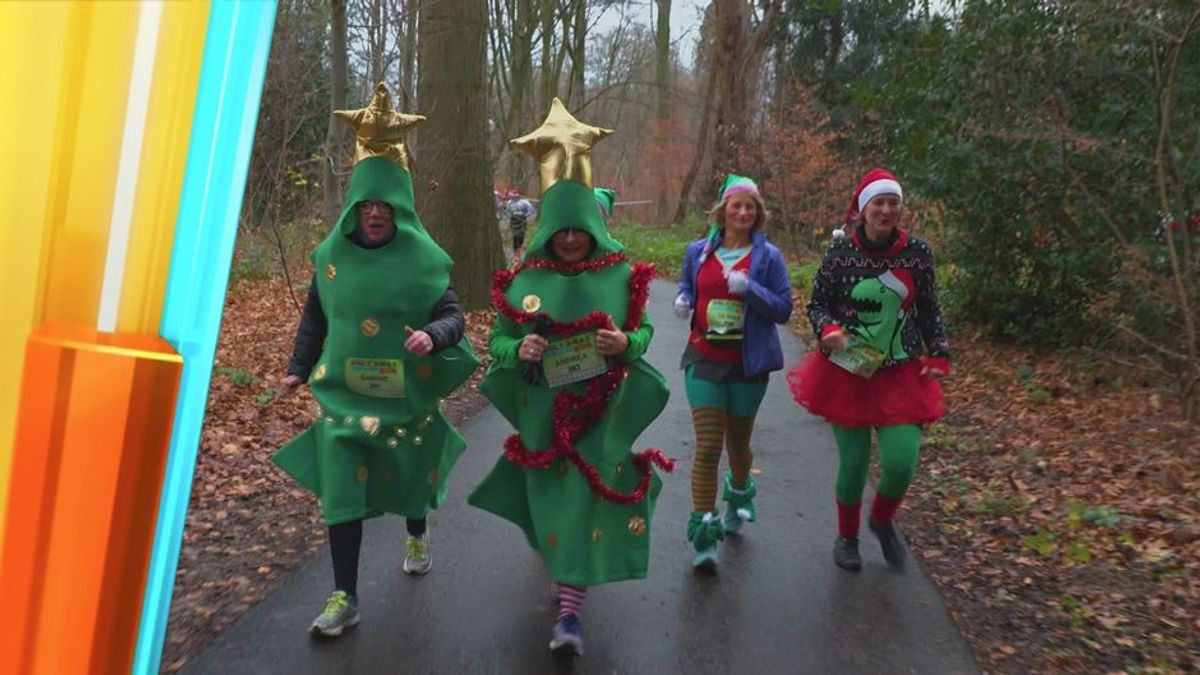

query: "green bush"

left=613, top=220, right=706, bottom=279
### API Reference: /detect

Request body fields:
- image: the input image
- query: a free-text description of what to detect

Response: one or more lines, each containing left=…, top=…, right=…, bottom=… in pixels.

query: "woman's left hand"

left=919, top=356, right=951, bottom=380
left=595, top=328, right=629, bottom=356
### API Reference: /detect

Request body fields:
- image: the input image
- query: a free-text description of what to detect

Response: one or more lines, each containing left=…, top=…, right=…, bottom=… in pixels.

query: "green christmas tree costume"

left=468, top=101, right=672, bottom=586
left=273, top=155, right=479, bottom=525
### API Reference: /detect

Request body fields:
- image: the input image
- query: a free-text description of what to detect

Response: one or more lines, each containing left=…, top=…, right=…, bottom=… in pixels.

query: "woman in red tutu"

left=786, top=168, right=950, bottom=571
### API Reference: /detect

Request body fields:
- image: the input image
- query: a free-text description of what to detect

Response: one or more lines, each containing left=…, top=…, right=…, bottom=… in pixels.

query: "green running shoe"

left=310, top=590, right=360, bottom=637
left=402, top=532, right=432, bottom=575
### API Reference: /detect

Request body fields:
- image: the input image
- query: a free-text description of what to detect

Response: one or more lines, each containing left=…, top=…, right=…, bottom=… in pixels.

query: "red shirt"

left=689, top=251, right=751, bottom=363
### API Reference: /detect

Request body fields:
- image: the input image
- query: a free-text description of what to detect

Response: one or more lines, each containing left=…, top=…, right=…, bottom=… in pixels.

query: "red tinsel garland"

left=493, top=256, right=673, bottom=504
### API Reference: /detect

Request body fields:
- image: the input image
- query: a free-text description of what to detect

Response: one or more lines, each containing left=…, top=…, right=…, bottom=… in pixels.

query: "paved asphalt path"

left=184, top=279, right=976, bottom=674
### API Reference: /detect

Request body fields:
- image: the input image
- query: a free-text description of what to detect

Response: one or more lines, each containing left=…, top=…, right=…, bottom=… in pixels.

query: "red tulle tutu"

left=786, top=352, right=944, bottom=428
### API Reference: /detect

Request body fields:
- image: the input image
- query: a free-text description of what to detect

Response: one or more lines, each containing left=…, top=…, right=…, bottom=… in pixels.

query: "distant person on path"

left=506, top=187, right=536, bottom=262
left=786, top=167, right=950, bottom=571
left=274, top=85, right=479, bottom=637
left=469, top=99, right=673, bottom=657
left=672, top=174, right=793, bottom=569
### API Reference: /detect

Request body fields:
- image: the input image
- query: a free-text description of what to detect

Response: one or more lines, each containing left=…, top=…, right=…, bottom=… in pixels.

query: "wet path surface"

left=185, top=280, right=976, bottom=674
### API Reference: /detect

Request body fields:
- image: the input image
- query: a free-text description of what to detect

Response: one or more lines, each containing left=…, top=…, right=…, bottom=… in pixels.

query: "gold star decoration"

left=511, top=97, right=612, bottom=193
left=334, top=83, right=426, bottom=169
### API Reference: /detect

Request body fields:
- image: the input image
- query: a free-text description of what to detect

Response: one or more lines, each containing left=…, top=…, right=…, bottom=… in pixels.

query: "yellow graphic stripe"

left=37, top=3, right=141, bottom=328
left=0, top=1, right=69, bottom=548
left=117, top=0, right=211, bottom=334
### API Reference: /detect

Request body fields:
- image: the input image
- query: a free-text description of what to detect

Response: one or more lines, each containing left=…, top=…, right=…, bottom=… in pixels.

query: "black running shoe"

left=868, top=519, right=907, bottom=566
left=833, top=536, right=862, bottom=571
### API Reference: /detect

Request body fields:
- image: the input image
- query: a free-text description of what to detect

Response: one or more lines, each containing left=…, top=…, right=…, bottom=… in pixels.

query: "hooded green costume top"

left=467, top=100, right=671, bottom=586
left=273, top=86, right=479, bottom=525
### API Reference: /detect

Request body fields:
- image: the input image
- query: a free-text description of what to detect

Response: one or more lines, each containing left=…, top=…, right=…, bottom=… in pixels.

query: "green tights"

left=832, top=424, right=921, bottom=503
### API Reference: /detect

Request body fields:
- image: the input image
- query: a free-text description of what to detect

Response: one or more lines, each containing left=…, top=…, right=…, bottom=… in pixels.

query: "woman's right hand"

left=518, top=334, right=549, bottom=362
left=821, top=330, right=850, bottom=353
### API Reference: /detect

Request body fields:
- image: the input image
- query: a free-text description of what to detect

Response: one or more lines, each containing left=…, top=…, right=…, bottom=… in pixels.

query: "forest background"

left=165, top=1, right=1199, bottom=673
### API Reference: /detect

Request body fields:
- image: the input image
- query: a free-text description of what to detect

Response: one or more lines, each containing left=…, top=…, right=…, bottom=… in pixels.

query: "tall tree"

left=655, top=0, right=672, bottom=218
left=417, top=0, right=504, bottom=308
left=401, top=0, right=417, bottom=109
left=655, top=0, right=671, bottom=121
left=324, top=0, right=350, bottom=227
left=707, top=0, right=780, bottom=198
left=565, top=0, right=587, bottom=106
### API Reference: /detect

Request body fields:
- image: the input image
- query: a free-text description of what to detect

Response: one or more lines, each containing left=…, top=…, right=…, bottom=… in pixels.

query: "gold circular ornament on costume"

left=413, top=435, right=423, bottom=446
left=324, top=416, right=335, bottom=424
left=415, top=363, right=434, bottom=380
left=437, top=397, right=447, bottom=408
left=360, top=416, right=381, bottom=436
left=547, top=532, right=559, bottom=549
left=325, top=264, right=337, bottom=281
left=361, top=318, right=380, bottom=337
left=592, top=528, right=604, bottom=543
left=522, top=294, right=542, bottom=313
left=356, top=466, right=369, bottom=484
left=313, top=363, right=327, bottom=381
left=394, top=426, right=408, bottom=438
left=343, top=415, right=355, bottom=425
left=387, top=438, right=399, bottom=448
left=627, top=516, right=647, bottom=536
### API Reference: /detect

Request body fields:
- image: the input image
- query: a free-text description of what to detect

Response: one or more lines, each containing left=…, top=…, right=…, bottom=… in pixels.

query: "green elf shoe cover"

left=468, top=179, right=672, bottom=586
left=273, top=156, right=480, bottom=525
left=722, top=471, right=757, bottom=522
left=686, top=510, right=725, bottom=551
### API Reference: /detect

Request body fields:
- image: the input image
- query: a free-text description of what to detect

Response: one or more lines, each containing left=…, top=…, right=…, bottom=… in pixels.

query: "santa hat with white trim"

left=877, top=268, right=916, bottom=311
left=833, top=167, right=904, bottom=239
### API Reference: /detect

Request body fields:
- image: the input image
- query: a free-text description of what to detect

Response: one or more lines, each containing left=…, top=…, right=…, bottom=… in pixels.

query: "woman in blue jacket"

left=673, top=174, right=793, bottom=569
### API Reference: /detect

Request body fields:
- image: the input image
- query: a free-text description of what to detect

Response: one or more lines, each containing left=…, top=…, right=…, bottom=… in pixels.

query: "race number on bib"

left=706, top=298, right=745, bottom=338
left=543, top=332, right=609, bottom=388
left=344, top=358, right=406, bottom=397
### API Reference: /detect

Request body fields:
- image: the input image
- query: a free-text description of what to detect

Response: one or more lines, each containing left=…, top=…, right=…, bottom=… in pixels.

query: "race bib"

left=543, top=332, right=608, bottom=388
left=706, top=298, right=745, bottom=338
left=828, top=336, right=885, bottom=378
left=344, top=358, right=406, bottom=398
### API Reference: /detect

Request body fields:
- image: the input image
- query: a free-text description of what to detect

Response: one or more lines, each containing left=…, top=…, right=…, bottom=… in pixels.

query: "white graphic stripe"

left=97, top=0, right=162, bottom=332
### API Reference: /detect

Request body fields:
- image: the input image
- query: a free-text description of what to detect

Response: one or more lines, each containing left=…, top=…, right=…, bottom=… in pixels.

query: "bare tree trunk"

left=707, top=0, right=782, bottom=197
left=505, top=0, right=535, bottom=189
left=655, top=0, right=672, bottom=220
left=708, top=0, right=748, bottom=198
left=539, top=0, right=555, bottom=111
left=417, top=0, right=504, bottom=308
left=324, top=0, right=350, bottom=227
left=655, top=0, right=671, bottom=120
left=401, top=0, right=417, bottom=109
left=370, top=0, right=386, bottom=85
left=566, top=0, right=586, bottom=107
left=674, top=60, right=718, bottom=223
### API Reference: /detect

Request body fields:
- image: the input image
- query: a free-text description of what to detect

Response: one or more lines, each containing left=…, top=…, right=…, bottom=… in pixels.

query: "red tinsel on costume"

left=493, top=256, right=673, bottom=504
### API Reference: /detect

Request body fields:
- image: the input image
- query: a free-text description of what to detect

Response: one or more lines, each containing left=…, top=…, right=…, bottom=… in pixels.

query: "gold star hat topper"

left=334, top=83, right=425, bottom=169
left=511, top=98, right=612, bottom=194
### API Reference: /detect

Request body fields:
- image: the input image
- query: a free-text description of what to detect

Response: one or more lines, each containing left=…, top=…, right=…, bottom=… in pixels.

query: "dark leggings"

left=329, top=517, right=426, bottom=597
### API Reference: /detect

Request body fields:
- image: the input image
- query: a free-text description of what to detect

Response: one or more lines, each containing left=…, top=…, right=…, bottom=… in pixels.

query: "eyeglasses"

left=356, top=200, right=393, bottom=214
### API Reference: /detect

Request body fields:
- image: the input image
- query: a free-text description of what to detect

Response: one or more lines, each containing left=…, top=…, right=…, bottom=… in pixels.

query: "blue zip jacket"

left=677, top=229, right=793, bottom=376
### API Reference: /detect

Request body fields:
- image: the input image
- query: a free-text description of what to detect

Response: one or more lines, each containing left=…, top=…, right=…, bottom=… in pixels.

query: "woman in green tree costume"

left=273, top=85, right=479, bottom=637
left=468, top=99, right=674, bottom=657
